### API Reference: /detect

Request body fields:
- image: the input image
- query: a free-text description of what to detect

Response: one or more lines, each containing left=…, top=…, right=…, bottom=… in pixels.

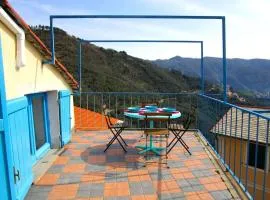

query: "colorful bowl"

left=162, top=107, right=176, bottom=112
left=127, top=107, right=140, bottom=112
left=145, top=105, right=158, bottom=111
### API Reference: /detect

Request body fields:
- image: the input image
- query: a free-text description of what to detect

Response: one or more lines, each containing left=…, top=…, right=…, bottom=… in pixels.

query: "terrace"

left=26, top=127, right=238, bottom=200
left=27, top=15, right=269, bottom=200
left=23, top=91, right=268, bottom=200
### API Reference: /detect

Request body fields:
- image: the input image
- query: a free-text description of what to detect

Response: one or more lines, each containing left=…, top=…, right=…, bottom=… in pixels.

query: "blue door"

left=59, top=90, right=71, bottom=146
left=7, top=97, right=33, bottom=200
left=0, top=38, right=15, bottom=200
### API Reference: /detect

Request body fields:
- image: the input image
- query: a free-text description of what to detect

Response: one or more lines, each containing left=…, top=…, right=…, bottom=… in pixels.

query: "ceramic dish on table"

left=127, top=106, right=140, bottom=113
left=162, top=107, right=176, bottom=112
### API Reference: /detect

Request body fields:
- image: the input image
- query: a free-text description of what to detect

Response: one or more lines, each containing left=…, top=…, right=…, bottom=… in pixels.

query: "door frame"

left=27, top=92, right=51, bottom=163
left=0, top=35, right=16, bottom=199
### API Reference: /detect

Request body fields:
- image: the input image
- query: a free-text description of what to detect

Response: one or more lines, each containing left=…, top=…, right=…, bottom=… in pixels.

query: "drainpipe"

left=0, top=7, right=25, bottom=68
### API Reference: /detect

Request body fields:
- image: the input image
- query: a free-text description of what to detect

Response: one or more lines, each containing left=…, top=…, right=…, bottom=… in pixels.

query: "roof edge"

left=1, top=0, right=78, bottom=89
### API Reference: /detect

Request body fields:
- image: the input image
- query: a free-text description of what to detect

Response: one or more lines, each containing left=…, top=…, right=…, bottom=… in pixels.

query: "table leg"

left=136, top=120, right=166, bottom=155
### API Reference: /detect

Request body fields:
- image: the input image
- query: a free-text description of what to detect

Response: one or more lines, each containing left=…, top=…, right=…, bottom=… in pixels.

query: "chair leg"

left=167, top=130, right=192, bottom=155
left=106, top=129, right=122, bottom=146
left=167, top=136, right=191, bottom=155
left=166, top=134, right=169, bottom=168
left=143, top=134, right=148, bottom=167
left=167, top=130, right=181, bottom=147
left=109, top=127, right=127, bottom=146
left=104, top=128, right=127, bottom=152
left=119, top=134, right=128, bottom=146
left=179, top=138, right=189, bottom=149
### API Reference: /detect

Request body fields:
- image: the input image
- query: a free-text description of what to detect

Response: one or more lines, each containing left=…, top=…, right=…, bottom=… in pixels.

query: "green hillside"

left=31, top=25, right=202, bottom=93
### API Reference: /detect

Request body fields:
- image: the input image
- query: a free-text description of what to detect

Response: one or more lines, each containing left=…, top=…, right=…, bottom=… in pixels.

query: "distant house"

left=0, top=1, right=78, bottom=199
left=210, top=107, right=270, bottom=200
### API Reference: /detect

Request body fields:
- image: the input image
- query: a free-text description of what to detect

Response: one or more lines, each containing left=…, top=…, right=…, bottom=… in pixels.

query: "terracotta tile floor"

left=26, top=131, right=239, bottom=200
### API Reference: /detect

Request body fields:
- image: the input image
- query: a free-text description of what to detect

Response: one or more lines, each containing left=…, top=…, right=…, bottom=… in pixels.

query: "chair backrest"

left=183, top=112, right=192, bottom=129
left=142, top=112, right=172, bottom=129
left=102, top=106, right=113, bottom=128
left=183, top=105, right=196, bottom=129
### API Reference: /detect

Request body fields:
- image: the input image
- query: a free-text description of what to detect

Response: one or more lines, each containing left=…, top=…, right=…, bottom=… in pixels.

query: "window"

left=247, top=143, right=268, bottom=170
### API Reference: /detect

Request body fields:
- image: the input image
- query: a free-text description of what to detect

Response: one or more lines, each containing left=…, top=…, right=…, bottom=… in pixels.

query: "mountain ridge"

left=153, top=56, right=270, bottom=97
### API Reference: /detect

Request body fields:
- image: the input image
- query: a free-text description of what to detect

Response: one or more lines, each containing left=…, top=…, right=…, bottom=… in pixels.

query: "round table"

left=124, top=109, right=181, bottom=155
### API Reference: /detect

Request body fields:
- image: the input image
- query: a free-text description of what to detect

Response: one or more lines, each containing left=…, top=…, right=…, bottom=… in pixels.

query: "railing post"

left=222, top=17, right=227, bottom=102
left=239, top=112, right=244, bottom=183
left=229, top=108, right=233, bottom=168
left=253, top=117, right=260, bottom=198
left=78, top=41, right=82, bottom=93
left=234, top=109, right=238, bottom=174
left=200, top=42, right=204, bottom=94
left=245, top=113, right=251, bottom=192
left=262, top=121, right=269, bottom=200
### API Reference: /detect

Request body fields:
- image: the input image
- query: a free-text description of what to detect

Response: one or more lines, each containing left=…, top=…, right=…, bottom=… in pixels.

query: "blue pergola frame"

left=45, top=15, right=227, bottom=101
left=78, top=39, right=204, bottom=94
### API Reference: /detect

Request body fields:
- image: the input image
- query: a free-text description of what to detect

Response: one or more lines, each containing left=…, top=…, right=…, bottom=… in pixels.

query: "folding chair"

left=142, top=112, right=171, bottom=168
left=103, top=108, right=128, bottom=152
left=167, top=111, right=192, bottom=155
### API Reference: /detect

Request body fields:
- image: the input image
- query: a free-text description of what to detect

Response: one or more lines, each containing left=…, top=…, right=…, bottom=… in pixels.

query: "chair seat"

left=168, top=124, right=183, bottom=130
left=110, top=121, right=129, bottom=128
left=144, top=129, right=169, bottom=135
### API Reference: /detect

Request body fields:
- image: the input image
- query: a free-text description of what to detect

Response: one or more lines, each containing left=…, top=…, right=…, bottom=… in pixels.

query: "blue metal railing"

left=198, top=94, right=270, bottom=200
left=73, top=92, right=269, bottom=199
left=74, top=92, right=198, bottom=130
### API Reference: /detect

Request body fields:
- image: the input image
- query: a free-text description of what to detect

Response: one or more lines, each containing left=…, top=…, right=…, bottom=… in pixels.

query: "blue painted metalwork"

left=239, top=111, right=244, bottom=183
left=77, top=91, right=198, bottom=95
left=78, top=40, right=204, bottom=94
left=200, top=42, right=204, bottom=94
left=74, top=92, right=198, bottom=130
left=253, top=110, right=270, bottom=113
left=200, top=94, right=270, bottom=120
left=253, top=117, right=259, bottom=197
left=81, top=39, right=203, bottom=43
left=7, top=97, right=33, bottom=200
left=224, top=105, right=228, bottom=163
left=0, top=37, right=15, bottom=200
left=229, top=108, right=232, bottom=167
left=262, top=121, right=269, bottom=200
left=222, top=18, right=227, bottom=102
left=198, top=94, right=270, bottom=199
left=50, top=15, right=224, bottom=19
left=233, top=109, right=238, bottom=173
left=59, top=90, right=71, bottom=146
left=47, top=15, right=226, bottom=99
left=78, top=41, right=82, bottom=92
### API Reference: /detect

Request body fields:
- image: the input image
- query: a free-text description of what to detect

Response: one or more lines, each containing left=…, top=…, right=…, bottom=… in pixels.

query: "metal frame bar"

left=45, top=14, right=227, bottom=101
left=78, top=39, right=204, bottom=93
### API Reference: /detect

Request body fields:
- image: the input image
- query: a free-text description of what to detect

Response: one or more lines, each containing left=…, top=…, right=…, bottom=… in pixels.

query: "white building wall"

left=0, top=20, right=75, bottom=135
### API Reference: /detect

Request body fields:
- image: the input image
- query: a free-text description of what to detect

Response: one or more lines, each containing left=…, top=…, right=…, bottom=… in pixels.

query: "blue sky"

left=9, top=0, right=270, bottom=60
